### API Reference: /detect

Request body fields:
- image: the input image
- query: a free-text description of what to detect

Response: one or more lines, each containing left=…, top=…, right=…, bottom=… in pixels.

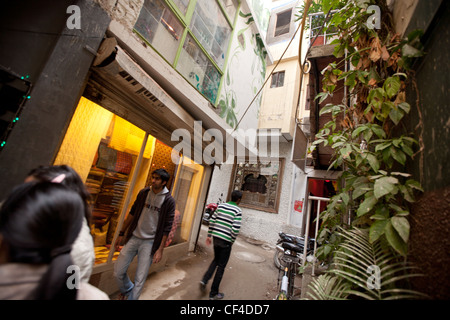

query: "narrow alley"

left=134, top=225, right=291, bottom=300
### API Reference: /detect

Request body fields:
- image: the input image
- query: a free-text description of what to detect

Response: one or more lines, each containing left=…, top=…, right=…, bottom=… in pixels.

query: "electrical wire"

left=231, top=0, right=313, bottom=133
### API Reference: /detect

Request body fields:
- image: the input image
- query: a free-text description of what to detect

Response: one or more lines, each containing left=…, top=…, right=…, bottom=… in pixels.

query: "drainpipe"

left=312, top=58, right=320, bottom=167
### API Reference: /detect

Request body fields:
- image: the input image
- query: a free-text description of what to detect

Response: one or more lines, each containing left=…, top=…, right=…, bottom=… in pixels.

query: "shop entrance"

left=53, top=96, right=204, bottom=267
left=305, top=178, right=337, bottom=238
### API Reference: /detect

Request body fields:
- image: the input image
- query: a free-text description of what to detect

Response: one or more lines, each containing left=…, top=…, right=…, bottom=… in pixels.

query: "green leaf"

left=340, top=192, right=350, bottom=205
left=375, top=141, right=391, bottom=152
left=389, top=105, right=405, bottom=125
left=367, top=88, right=385, bottom=105
left=390, top=146, right=406, bottom=165
left=374, top=176, right=399, bottom=199
left=371, top=206, right=390, bottom=220
left=385, top=221, right=408, bottom=256
left=398, top=184, right=415, bottom=203
left=366, top=153, right=380, bottom=172
left=352, top=125, right=367, bottom=139
left=406, top=179, right=424, bottom=192
left=369, top=219, right=388, bottom=243
left=398, top=102, right=411, bottom=114
left=323, top=0, right=333, bottom=14
left=391, top=216, right=410, bottom=243
left=371, top=125, right=386, bottom=139
left=402, top=44, right=424, bottom=58
left=356, top=192, right=377, bottom=217
left=384, top=76, right=401, bottom=99
left=340, top=144, right=352, bottom=159
left=315, top=92, right=330, bottom=104
left=319, top=103, right=335, bottom=116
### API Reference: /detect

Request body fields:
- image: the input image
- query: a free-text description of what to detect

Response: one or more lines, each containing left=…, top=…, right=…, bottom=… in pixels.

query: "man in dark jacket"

left=113, top=169, right=175, bottom=300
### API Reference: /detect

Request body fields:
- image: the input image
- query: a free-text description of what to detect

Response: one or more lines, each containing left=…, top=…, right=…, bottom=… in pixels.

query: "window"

left=134, top=0, right=238, bottom=104
left=190, top=0, right=232, bottom=69
left=274, top=9, right=292, bottom=37
left=218, top=0, right=239, bottom=22
left=134, top=0, right=184, bottom=64
left=176, top=34, right=221, bottom=103
left=271, top=71, right=285, bottom=88
left=231, top=159, right=284, bottom=213
left=54, top=96, right=206, bottom=266
left=172, top=0, right=190, bottom=15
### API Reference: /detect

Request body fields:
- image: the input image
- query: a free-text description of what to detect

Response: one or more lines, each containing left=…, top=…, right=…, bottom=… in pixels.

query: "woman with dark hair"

left=25, top=165, right=95, bottom=283
left=0, top=181, right=108, bottom=299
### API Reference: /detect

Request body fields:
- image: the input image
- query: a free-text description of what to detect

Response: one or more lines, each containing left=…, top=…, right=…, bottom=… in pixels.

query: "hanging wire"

left=231, top=0, right=313, bottom=133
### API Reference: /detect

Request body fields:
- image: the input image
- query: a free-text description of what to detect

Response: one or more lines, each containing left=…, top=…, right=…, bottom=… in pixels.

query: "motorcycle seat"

left=281, top=241, right=304, bottom=254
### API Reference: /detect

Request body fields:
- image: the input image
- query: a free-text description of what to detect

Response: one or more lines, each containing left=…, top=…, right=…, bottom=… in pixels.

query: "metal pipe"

left=302, top=199, right=312, bottom=266
left=312, top=199, right=322, bottom=276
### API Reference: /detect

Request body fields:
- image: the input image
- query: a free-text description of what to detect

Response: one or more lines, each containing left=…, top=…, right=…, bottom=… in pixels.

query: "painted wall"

left=207, top=141, right=296, bottom=245
left=258, top=58, right=300, bottom=139
left=217, top=2, right=267, bottom=132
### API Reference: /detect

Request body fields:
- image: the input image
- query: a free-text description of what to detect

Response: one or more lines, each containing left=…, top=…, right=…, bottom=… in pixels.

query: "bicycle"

left=274, top=232, right=315, bottom=300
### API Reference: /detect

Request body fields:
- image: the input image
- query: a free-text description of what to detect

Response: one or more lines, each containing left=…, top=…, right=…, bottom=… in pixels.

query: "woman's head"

left=0, top=181, right=84, bottom=299
left=26, top=165, right=92, bottom=223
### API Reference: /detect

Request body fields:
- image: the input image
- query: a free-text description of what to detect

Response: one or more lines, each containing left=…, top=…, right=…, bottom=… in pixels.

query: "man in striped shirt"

left=200, top=190, right=243, bottom=300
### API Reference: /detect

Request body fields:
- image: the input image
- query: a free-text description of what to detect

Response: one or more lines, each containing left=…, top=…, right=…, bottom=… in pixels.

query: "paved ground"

left=136, top=225, right=302, bottom=300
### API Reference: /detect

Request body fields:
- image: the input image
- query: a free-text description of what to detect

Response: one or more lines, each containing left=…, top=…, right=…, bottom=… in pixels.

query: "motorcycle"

left=202, top=193, right=223, bottom=225
left=273, top=232, right=316, bottom=270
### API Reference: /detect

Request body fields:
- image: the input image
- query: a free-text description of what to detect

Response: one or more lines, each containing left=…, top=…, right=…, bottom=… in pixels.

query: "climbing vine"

left=306, top=0, right=425, bottom=260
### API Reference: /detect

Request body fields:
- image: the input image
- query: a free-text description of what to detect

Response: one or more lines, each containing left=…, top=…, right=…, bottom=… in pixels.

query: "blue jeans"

left=113, top=236, right=154, bottom=300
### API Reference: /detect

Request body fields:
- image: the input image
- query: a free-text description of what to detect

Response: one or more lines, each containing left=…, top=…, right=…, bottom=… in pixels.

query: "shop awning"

left=85, top=41, right=254, bottom=165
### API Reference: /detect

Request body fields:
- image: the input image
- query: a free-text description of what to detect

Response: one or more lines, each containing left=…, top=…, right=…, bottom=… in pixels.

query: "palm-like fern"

left=307, top=274, right=350, bottom=300
left=307, top=227, right=427, bottom=300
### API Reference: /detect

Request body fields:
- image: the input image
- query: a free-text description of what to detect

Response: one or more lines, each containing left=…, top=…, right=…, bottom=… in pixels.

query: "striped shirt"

left=207, top=201, right=242, bottom=243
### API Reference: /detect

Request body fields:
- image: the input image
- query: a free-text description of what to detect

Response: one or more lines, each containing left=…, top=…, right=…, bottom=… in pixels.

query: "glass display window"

left=54, top=96, right=206, bottom=266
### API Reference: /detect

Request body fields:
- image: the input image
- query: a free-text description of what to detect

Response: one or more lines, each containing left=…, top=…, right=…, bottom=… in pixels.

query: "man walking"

left=114, top=169, right=175, bottom=300
left=200, top=190, right=243, bottom=300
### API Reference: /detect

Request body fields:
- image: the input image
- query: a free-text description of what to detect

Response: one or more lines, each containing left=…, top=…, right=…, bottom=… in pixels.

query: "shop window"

left=274, top=9, right=292, bottom=37
left=177, top=34, right=220, bottom=103
left=134, top=0, right=184, bottom=64
left=54, top=96, right=205, bottom=266
left=271, top=71, right=285, bottom=88
left=231, top=159, right=284, bottom=213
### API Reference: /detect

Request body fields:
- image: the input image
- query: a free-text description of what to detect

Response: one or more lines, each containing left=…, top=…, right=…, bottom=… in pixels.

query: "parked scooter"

left=273, top=232, right=316, bottom=270
left=202, top=193, right=223, bottom=225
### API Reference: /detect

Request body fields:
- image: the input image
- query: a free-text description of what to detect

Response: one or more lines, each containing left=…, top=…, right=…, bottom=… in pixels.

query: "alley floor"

left=133, top=225, right=302, bottom=300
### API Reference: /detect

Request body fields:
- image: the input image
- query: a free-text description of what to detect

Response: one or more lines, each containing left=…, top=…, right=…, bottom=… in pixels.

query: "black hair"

left=27, top=165, right=92, bottom=224
left=0, top=182, right=84, bottom=299
left=152, top=168, right=170, bottom=184
left=231, top=190, right=243, bottom=202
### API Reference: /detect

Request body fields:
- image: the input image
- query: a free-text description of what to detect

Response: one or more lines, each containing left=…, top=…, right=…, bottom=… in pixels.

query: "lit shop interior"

left=53, top=96, right=204, bottom=266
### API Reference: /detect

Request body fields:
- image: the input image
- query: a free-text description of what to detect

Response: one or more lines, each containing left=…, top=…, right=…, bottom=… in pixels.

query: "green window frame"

left=133, top=0, right=241, bottom=105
